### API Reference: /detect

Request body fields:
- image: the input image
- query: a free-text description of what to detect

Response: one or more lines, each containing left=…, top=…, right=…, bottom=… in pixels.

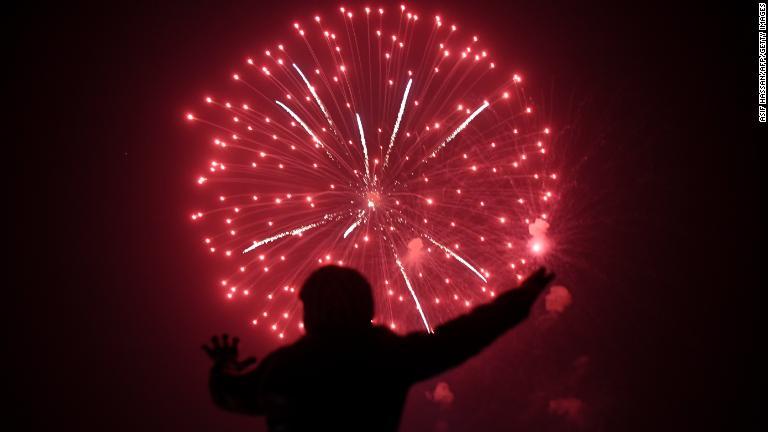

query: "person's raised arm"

left=397, top=267, right=555, bottom=382
left=202, top=334, right=262, bottom=416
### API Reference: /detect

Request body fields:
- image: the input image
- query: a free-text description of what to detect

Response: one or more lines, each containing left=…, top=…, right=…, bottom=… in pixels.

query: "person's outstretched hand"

left=511, top=267, right=556, bottom=316
left=202, top=334, right=257, bottom=371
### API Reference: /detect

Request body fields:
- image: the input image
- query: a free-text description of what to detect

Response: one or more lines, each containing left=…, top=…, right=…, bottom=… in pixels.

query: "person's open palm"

left=202, top=334, right=257, bottom=371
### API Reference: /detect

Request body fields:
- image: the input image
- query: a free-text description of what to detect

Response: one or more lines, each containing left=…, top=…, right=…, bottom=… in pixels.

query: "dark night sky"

left=9, top=1, right=763, bottom=431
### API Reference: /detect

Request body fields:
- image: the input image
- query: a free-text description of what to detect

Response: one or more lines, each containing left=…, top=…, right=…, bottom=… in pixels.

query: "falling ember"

left=188, top=5, right=559, bottom=339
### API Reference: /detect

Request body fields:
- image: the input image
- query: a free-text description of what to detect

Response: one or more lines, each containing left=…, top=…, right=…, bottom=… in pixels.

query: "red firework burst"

left=187, top=5, right=558, bottom=339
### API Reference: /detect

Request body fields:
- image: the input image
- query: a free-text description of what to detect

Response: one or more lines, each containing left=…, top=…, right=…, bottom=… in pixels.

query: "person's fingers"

left=211, top=335, right=221, bottom=349
left=543, top=271, right=556, bottom=284
left=222, top=333, right=230, bottom=347
left=533, top=273, right=556, bottom=296
left=516, top=268, right=555, bottom=298
left=534, top=270, right=555, bottom=290
left=532, top=268, right=553, bottom=281
left=534, top=268, right=555, bottom=282
left=529, top=267, right=547, bottom=281
left=519, top=267, right=546, bottom=286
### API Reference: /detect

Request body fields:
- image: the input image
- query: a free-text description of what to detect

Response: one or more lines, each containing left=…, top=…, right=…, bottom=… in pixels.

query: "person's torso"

left=258, top=328, right=411, bottom=431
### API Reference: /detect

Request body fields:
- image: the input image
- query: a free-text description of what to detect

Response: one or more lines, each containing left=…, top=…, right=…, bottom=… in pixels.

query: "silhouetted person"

left=203, top=266, right=555, bottom=431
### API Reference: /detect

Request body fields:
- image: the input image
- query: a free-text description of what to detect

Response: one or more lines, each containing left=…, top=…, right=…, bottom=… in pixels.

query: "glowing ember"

left=187, top=5, right=558, bottom=338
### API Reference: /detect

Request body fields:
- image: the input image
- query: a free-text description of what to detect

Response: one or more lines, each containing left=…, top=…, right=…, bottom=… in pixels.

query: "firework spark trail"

left=292, top=63, right=334, bottom=130
left=275, top=100, right=323, bottom=145
left=383, top=78, right=413, bottom=169
left=243, top=213, right=338, bottom=253
left=274, top=100, right=337, bottom=162
left=427, top=100, right=491, bottom=160
left=394, top=251, right=432, bottom=333
left=424, top=235, right=488, bottom=283
left=343, top=210, right=366, bottom=238
left=355, top=113, right=371, bottom=184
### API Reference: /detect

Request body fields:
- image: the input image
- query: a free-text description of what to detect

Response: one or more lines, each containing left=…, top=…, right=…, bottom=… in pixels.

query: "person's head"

left=299, top=265, right=374, bottom=335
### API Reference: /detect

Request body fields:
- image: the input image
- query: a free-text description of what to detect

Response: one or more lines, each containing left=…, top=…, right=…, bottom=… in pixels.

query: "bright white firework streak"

left=275, top=100, right=335, bottom=161
left=355, top=113, right=370, bottom=184
left=428, top=100, right=490, bottom=159
left=394, top=255, right=432, bottom=333
left=292, top=63, right=333, bottom=129
left=424, top=235, right=488, bottom=283
left=383, top=78, right=413, bottom=168
left=243, top=213, right=336, bottom=254
left=343, top=210, right=365, bottom=238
